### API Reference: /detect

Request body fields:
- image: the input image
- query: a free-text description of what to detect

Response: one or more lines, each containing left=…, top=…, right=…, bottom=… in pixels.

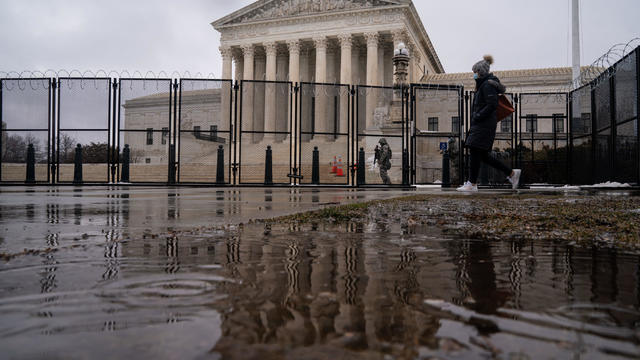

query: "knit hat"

left=472, top=55, right=494, bottom=78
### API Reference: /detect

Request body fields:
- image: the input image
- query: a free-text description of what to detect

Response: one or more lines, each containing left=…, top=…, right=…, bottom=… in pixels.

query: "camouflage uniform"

left=378, top=139, right=392, bottom=185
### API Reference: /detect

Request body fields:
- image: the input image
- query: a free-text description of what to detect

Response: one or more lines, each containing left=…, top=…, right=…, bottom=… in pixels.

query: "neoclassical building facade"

left=112, top=0, right=582, bottom=185
left=214, top=0, right=443, bottom=86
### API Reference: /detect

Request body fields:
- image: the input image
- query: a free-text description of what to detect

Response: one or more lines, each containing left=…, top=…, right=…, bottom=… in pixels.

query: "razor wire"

left=0, top=70, right=219, bottom=91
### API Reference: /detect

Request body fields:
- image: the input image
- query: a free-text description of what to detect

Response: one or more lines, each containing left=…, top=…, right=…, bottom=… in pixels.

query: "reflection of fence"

left=1, top=49, right=638, bottom=187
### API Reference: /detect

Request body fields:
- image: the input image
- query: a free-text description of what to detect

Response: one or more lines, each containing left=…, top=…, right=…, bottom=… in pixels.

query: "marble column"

left=407, top=42, right=416, bottom=83
left=221, top=46, right=233, bottom=80
left=338, top=34, right=352, bottom=135
left=233, top=52, right=244, bottom=81
left=288, top=40, right=301, bottom=139
left=365, top=32, right=379, bottom=129
left=391, top=29, right=406, bottom=52
left=287, top=40, right=301, bottom=84
left=220, top=46, right=233, bottom=138
left=264, top=42, right=277, bottom=141
left=241, top=45, right=255, bottom=135
left=314, top=37, right=328, bottom=138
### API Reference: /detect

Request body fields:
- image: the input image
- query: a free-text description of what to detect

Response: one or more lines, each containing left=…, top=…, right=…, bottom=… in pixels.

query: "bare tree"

left=59, top=133, right=77, bottom=163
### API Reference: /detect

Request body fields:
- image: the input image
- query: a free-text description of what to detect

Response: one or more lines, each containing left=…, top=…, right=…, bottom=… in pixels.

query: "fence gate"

left=517, top=93, right=569, bottom=185
left=412, top=84, right=463, bottom=185
left=57, top=78, right=113, bottom=184
left=297, top=82, right=352, bottom=186
left=117, top=79, right=173, bottom=183
left=1, top=78, right=54, bottom=184
left=355, top=85, right=409, bottom=186
left=177, top=79, right=233, bottom=184
left=238, top=80, right=294, bottom=185
left=464, top=91, right=518, bottom=186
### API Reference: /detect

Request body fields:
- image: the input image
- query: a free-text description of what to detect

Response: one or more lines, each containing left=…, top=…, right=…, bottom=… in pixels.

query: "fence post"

left=265, top=145, right=273, bottom=185
left=168, top=144, right=176, bottom=184
left=121, top=144, right=130, bottom=183
left=312, top=146, right=319, bottom=185
left=357, top=147, right=365, bottom=185
left=442, top=149, right=450, bottom=188
left=636, top=48, right=640, bottom=185
left=402, top=148, right=409, bottom=186
left=26, top=144, right=36, bottom=184
left=216, top=145, right=225, bottom=185
left=73, top=144, right=83, bottom=184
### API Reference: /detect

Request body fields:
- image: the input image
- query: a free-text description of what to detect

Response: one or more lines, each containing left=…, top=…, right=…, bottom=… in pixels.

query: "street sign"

left=439, top=142, right=448, bottom=151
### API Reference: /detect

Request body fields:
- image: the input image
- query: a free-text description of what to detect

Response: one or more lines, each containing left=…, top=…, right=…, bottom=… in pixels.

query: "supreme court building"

left=120, top=0, right=575, bottom=184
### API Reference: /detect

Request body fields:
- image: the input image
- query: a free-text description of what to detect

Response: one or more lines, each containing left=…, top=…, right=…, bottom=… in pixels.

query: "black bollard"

left=26, top=144, right=36, bottom=184
left=312, top=146, right=319, bottom=185
left=402, top=149, right=409, bottom=186
left=168, top=144, right=176, bottom=184
left=442, top=149, right=450, bottom=188
left=357, top=147, right=366, bottom=185
left=73, top=144, right=83, bottom=184
left=264, top=145, right=273, bottom=185
left=216, top=145, right=225, bottom=185
left=121, top=144, right=130, bottom=183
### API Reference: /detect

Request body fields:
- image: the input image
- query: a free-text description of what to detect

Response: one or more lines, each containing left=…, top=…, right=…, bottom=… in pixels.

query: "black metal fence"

left=1, top=47, right=638, bottom=187
left=569, top=48, right=640, bottom=185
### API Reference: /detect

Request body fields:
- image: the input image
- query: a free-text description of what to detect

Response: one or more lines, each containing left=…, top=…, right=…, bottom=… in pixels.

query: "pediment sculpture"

left=228, top=0, right=399, bottom=24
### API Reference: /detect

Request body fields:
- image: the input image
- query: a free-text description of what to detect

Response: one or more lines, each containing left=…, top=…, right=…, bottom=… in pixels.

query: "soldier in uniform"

left=377, top=138, right=392, bottom=184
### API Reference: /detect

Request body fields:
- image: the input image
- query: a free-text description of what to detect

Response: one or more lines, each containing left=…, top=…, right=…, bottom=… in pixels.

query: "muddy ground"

left=263, top=192, right=640, bottom=250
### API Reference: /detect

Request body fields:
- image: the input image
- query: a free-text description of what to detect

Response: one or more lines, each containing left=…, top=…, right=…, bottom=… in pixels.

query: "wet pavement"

left=0, top=186, right=639, bottom=359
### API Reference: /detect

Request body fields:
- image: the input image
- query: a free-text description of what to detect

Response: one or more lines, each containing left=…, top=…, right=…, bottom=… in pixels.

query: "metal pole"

left=572, top=0, right=581, bottom=84
left=174, top=80, right=180, bottom=183
left=55, top=78, right=60, bottom=183
left=610, top=74, right=617, bottom=182
left=636, top=48, right=640, bottom=185
left=0, top=79, right=3, bottom=182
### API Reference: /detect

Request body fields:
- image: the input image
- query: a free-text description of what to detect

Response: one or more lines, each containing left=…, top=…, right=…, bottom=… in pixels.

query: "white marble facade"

left=214, top=0, right=442, bottom=140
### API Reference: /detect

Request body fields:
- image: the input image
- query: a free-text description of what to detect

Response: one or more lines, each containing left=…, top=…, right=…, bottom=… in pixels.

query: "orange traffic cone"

left=336, top=156, right=345, bottom=177
left=330, top=156, right=337, bottom=173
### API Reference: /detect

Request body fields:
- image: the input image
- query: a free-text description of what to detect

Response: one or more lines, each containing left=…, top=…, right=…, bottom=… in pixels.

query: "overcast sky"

left=0, top=0, right=638, bottom=76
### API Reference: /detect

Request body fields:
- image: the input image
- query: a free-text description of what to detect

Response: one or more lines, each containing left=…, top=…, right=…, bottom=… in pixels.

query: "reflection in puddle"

left=1, top=187, right=640, bottom=358
left=2, top=222, right=637, bottom=359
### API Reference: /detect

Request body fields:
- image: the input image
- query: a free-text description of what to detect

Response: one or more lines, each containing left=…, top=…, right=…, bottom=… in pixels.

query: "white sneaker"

left=507, top=169, right=521, bottom=190
left=456, top=181, right=478, bottom=192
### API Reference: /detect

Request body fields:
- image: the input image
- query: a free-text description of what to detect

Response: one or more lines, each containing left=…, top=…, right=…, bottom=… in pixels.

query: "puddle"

left=1, top=221, right=639, bottom=359
left=1, top=188, right=640, bottom=358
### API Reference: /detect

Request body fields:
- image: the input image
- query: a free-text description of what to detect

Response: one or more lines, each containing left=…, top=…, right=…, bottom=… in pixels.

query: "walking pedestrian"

left=457, top=55, right=521, bottom=192
left=377, top=138, right=392, bottom=185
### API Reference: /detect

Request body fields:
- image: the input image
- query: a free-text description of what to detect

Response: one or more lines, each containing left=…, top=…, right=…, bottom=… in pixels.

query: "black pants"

left=469, top=147, right=512, bottom=184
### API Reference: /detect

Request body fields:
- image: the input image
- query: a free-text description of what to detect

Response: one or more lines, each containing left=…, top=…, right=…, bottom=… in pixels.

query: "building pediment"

left=213, top=0, right=405, bottom=27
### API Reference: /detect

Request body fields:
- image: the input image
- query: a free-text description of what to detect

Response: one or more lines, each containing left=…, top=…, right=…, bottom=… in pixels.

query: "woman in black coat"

left=457, top=55, right=521, bottom=192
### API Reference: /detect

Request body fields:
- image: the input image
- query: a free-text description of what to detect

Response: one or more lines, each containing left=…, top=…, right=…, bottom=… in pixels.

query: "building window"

left=501, top=117, right=512, bottom=133
left=193, top=126, right=201, bottom=134
left=162, top=127, right=169, bottom=145
left=526, top=115, right=538, bottom=133
left=581, top=113, right=592, bottom=133
left=428, top=117, right=439, bottom=132
left=553, top=114, right=564, bottom=133
left=146, top=128, right=153, bottom=145
left=145, top=158, right=151, bottom=164
left=451, top=116, right=459, bottom=134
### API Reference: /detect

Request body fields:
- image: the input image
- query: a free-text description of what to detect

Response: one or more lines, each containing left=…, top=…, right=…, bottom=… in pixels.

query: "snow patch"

left=581, top=182, right=631, bottom=188
left=415, top=185, right=441, bottom=189
left=529, top=184, right=580, bottom=191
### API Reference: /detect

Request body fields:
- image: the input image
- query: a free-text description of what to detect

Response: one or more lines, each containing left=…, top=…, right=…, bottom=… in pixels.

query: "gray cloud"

left=0, top=0, right=638, bottom=76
